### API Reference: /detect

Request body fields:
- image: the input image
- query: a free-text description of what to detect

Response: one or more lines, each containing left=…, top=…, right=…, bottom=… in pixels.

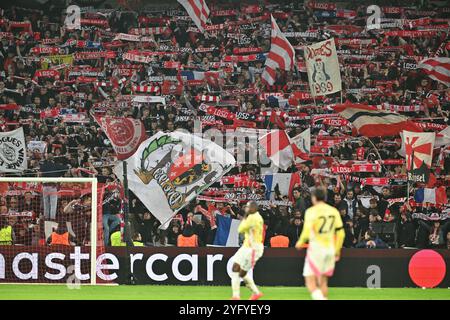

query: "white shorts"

left=303, top=248, right=336, bottom=277
left=232, top=244, right=264, bottom=272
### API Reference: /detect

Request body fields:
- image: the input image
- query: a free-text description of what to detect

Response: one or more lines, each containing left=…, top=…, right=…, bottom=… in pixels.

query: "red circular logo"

left=408, top=249, right=446, bottom=288
left=106, top=118, right=135, bottom=147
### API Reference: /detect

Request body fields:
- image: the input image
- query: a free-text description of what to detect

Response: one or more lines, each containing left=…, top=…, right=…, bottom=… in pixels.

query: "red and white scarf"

left=74, top=51, right=116, bottom=60
left=129, top=27, right=168, bottom=35
left=132, top=85, right=160, bottom=94
left=196, top=95, right=220, bottom=103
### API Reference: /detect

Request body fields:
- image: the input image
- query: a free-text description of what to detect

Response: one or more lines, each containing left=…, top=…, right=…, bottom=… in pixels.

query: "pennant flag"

left=259, top=130, right=294, bottom=170
left=335, top=104, right=422, bottom=137
left=417, top=57, right=450, bottom=87
left=177, top=0, right=210, bottom=33
left=263, top=172, right=301, bottom=201
left=213, top=215, right=240, bottom=247
left=414, top=187, right=448, bottom=205
left=305, top=38, right=342, bottom=96
left=94, top=116, right=148, bottom=160
left=261, top=15, right=295, bottom=85
left=403, top=130, right=435, bottom=183
left=0, top=127, right=27, bottom=172
left=114, top=131, right=235, bottom=228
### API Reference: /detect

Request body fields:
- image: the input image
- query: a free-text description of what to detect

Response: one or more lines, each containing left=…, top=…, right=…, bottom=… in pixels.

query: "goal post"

left=0, top=177, right=102, bottom=285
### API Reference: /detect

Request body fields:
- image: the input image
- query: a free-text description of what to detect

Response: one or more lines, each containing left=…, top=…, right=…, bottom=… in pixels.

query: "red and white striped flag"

left=261, top=15, right=295, bottom=85
left=417, top=57, right=450, bottom=87
left=177, top=0, right=210, bottom=33
left=335, top=103, right=422, bottom=137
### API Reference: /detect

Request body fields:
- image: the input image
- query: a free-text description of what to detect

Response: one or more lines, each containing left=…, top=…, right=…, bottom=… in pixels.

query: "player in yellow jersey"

left=230, top=201, right=264, bottom=300
left=296, top=188, right=345, bottom=300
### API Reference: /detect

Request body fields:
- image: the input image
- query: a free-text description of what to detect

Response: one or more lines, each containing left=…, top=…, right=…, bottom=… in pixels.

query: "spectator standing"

left=0, top=216, right=13, bottom=245
left=39, top=153, right=68, bottom=220
left=398, top=212, right=416, bottom=248
left=287, top=217, right=303, bottom=247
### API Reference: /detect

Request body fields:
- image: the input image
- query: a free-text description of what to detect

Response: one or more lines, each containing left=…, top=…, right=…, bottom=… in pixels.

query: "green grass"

left=0, top=285, right=448, bottom=300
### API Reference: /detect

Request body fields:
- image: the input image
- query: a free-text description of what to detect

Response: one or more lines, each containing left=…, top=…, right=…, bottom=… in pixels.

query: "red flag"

left=94, top=116, right=147, bottom=160
left=204, top=71, right=223, bottom=88
left=261, top=15, right=295, bottom=85
left=260, top=130, right=294, bottom=170
left=288, top=172, right=301, bottom=202
left=335, top=103, right=422, bottom=137
left=269, top=111, right=286, bottom=129
left=417, top=57, right=450, bottom=87
left=161, top=81, right=183, bottom=95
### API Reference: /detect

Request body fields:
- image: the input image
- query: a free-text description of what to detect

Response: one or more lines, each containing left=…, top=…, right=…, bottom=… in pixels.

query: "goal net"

left=0, top=177, right=106, bottom=285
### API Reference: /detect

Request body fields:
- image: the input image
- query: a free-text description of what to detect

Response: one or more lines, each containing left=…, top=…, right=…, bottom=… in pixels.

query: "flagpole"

left=406, top=150, right=410, bottom=199
left=122, top=160, right=136, bottom=284
left=407, top=150, right=414, bottom=201
left=406, top=179, right=410, bottom=201
left=362, top=136, right=383, bottom=163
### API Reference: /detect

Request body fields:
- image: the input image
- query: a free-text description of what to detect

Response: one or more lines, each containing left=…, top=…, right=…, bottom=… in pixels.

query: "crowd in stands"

left=0, top=0, right=449, bottom=249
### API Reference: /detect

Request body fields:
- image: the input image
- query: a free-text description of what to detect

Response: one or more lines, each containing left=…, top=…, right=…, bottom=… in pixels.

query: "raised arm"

left=63, top=199, right=79, bottom=214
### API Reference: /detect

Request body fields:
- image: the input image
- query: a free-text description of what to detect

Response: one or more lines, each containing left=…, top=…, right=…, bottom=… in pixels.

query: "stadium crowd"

left=0, top=0, right=449, bottom=249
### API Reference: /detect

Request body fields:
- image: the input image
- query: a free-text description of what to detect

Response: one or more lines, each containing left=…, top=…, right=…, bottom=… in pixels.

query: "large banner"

left=0, top=127, right=27, bottom=172
left=94, top=116, right=147, bottom=160
left=402, top=130, right=435, bottom=183
left=305, top=38, right=342, bottom=96
left=114, top=131, right=235, bottom=227
left=2, top=246, right=449, bottom=288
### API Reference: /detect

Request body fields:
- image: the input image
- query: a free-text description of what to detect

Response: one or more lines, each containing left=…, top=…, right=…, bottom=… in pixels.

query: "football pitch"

left=0, top=285, right=448, bottom=300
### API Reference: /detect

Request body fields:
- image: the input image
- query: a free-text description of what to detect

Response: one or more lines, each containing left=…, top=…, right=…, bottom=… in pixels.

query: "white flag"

left=177, top=0, right=210, bottom=33
left=305, top=38, right=342, bottom=96
left=435, top=126, right=450, bottom=147
left=0, top=127, right=27, bottom=172
left=402, top=130, right=435, bottom=183
left=292, top=128, right=311, bottom=163
left=114, top=131, right=235, bottom=228
left=259, top=130, right=295, bottom=171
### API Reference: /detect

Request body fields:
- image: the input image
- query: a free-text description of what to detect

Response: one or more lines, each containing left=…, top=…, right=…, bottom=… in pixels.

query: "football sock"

left=243, top=274, right=260, bottom=294
left=231, top=272, right=241, bottom=298
left=311, top=289, right=325, bottom=300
